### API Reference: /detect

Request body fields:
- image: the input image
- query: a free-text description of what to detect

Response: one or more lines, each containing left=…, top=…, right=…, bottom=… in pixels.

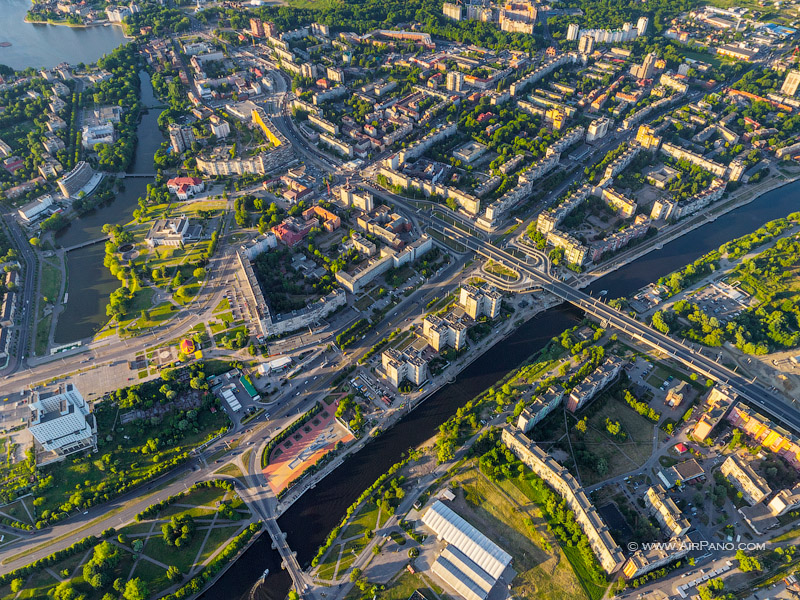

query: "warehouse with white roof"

left=421, top=500, right=513, bottom=600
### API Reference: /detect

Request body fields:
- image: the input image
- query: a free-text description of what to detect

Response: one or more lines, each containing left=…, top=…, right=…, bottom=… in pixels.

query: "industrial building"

left=422, top=500, right=512, bottom=600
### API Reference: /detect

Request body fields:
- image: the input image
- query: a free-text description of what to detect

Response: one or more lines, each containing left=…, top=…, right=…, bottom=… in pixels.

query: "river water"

left=0, top=0, right=127, bottom=70
left=52, top=72, right=163, bottom=344
left=204, top=179, right=800, bottom=600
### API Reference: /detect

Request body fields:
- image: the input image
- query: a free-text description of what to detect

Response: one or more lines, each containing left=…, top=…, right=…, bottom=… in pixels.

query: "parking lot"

left=689, top=281, right=753, bottom=324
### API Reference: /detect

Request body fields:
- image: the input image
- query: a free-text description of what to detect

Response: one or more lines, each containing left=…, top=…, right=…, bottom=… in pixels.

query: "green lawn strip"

left=341, top=501, right=380, bottom=539
left=379, top=570, right=445, bottom=600
left=16, top=567, right=57, bottom=600
left=118, top=522, right=155, bottom=537
left=213, top=325, right=247, bottom=344
left=135, top=301, right=177, bottom=329
left=196, top=524, right=244, bottom=564
left=131, top=558, right=170, bottom=595
left=159, top=505, right=217, bottom=519
left=315, top=544, right=342, bottom=580
left=336, top=542, right=361, bottom=576
left=142, top=529, right=206, bottom=574
left=560, top=544, right=608, bottom=600
left=214, top=463, right=244, bottom=479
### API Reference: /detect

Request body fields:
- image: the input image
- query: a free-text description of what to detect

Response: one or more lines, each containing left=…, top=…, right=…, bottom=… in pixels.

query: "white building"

left=422, top=501, right=512, bottom=600
left=18, top=195, right=54, bottom=222
left=28, top=384, right=97, bottom=460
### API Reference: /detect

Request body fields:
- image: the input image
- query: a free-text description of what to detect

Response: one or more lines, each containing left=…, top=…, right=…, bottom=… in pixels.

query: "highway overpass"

left=426, top=219, right=800, bottom=434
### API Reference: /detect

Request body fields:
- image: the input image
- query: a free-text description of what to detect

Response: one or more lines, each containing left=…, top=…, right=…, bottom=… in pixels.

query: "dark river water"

left=204, top=182, right=800, bottom=600
left=0, top=0, right=127, bottom=70
left=52, top=72, right=163, bottom=343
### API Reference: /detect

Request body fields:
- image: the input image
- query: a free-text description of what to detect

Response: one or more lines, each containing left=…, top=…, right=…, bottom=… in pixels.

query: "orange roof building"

left=180, top=338, right=196, bottom=355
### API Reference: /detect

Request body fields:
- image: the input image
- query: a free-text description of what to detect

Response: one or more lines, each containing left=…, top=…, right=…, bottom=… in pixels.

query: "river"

left=203, top=179, right=800, bottom=600
left=52, top=71, right=164, bottom=343
left=0, top=0, right=127, bottom=70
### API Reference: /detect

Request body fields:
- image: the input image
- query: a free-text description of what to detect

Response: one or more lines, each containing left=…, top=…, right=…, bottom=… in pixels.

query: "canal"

left=53, top=71, right=164, bottom=344
left=206, top=178, right=800, bottom=600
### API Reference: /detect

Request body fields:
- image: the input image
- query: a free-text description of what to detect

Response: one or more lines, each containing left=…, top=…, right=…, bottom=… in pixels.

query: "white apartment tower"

left=567, top=23, right=580, bottom=41
left=578, top=34, right=595, bottom=55
left=637, top=16, right=649, bottom=36
left=446, top=71, right=465, bottom=92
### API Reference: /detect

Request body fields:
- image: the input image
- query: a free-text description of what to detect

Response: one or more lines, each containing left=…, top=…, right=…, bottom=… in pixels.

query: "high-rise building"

left=442, top=2, right=463, bottom=20
left=169, top=123, right=195, bottom=154
left=567, top=23, right=580, bottom=41
left=250, top=17, right=265, bottom=38
left=781, top=69, right=800, bottom=96
left=633, top=53, right=657, bottom=79
left=578, top=34, right=595, bottom=54
left=637, top=16, right=649, bottom=36
left=446, top=71, right=465, bottom=92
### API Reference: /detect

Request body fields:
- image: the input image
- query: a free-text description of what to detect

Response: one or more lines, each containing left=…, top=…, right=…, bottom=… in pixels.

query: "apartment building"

left=516, top=387, right=563, bottom=432
left=645, top=485, right=690, bottom=537
left=423, top=313, right=468, bottom=352
left=546, top=229, right=588, bottom=266
left=603, top=145, right=640, bottom=180
left=692, top=387, right=736, bottom=441
left=459, top=284, right=502, bottom=320
left=602, top=188, right=637, bottom=218
left=721, top=455, right=772, bottom=505
left=622, top=537, right=690, bottom=579
left=381, top=348, right=428, bottom=387
left=502, top=427, right=624, bottom=574
left=768, top=484, right=800, bottom=516
left=567, top=357, right=624, bottom=412
left=339, top=185, right=375, bottom=212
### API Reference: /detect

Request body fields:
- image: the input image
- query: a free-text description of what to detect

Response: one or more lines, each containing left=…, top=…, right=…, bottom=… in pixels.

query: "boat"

left=599, top=290, right=608, bottom=296
left=260, top=568, right=270, bottom=580
left=0, top=42, right=11, bottom=48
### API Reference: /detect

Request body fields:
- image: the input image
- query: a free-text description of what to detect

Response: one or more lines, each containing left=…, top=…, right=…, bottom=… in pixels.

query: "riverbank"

left=582, top=168, right=800, bottom=285
left=22, top=15, right=133, bottom=38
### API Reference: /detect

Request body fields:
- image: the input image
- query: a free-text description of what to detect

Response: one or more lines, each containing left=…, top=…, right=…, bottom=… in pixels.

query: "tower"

left=637, top=16, right=649, bottom=36
left=567, top=23, right=580, bottom=41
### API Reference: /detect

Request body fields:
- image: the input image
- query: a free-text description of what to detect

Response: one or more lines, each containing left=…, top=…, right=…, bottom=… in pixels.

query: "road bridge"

left=426, top=220, right=800, bottom=434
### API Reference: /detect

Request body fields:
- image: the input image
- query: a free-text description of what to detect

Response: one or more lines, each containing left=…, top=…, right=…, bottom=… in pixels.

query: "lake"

left=0, top=0, right=127, bottom=70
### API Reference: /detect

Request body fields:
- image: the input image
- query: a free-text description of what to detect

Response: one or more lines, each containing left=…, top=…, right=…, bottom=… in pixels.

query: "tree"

left=123, top=578, right=149, bottom=600
left=29, top=237, right=40, bottom=248
left=193, top=267, right=206, bottom=280
left=166, top=565, right=181, bottom=583
left=10, top=579, right=23, bottom=593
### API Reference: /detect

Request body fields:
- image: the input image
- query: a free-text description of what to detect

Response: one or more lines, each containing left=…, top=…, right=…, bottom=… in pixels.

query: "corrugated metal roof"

left=422, top=501, right=511, bottom=580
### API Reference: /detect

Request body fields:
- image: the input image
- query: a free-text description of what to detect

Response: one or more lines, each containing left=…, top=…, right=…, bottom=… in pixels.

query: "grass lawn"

left=15, top=568, right=57, bottom=600
left=576, top=397, right=657, bottom=485
left=379, top=570, right=446, bottom=600
left=143, top=530, right=206, bottom=574
left=213, top=298, right=231, bottom=313
left=341, top=502, right=380, bottom=539
left=316, top=544, right=342, bottom=580
left=485, top=259, right=518, bottom=280
left=197, top=524, right=244, bottom=564
left=136, top=301, right=177, bottom=329
left=118, top=522, right=155, bottom=537
left=131, top=559, right=171, bottom=593
left=35, top=405, right=230, bottom=517
left=214, top=463, right=244, bottom=479
left=159, top=504, right=217, bottom=519
left=164, top=485, right=229, bottom=512
left=451, top=467, right=591, bottom=600
left=213, top=324, right=248, bottom=345
left=174, top=280, right=201, bottom=306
